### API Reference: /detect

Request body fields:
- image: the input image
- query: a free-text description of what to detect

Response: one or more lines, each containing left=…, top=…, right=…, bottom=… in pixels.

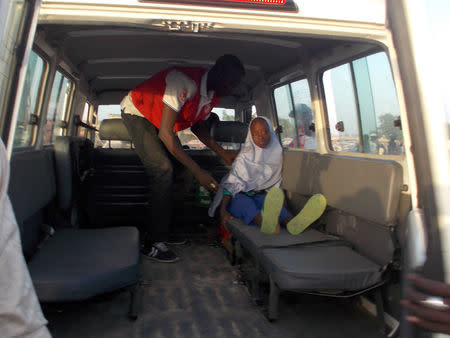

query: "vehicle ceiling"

left=36, top=24, right=369, bottom=104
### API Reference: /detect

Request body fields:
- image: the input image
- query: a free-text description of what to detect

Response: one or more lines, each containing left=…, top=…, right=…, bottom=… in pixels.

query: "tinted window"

left=13, top=51, right=46, bottom=148
left=77, top=102, right=91, bottom=137
left=274, top=79, right=316, bottom=149
left=44, top=71, right=73, bottom=144
left=323, top=52, right=403, bottom=155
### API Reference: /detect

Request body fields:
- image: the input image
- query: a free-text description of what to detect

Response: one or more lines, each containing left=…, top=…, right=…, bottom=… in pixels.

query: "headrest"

left=99, top=119, right=131, bottom=141
left=210, top=121, right=248, bottom=144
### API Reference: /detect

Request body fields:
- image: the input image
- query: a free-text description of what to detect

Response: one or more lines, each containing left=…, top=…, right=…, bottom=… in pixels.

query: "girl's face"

left=251, top=119, right=271, bottom=148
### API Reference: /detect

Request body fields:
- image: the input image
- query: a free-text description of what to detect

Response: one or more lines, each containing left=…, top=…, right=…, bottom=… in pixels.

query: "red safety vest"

left=130, top=66, right=221, bottom=132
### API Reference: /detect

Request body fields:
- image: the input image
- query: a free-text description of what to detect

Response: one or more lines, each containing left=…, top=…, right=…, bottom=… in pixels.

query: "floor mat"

left=44, top=226, right=385, bottom=338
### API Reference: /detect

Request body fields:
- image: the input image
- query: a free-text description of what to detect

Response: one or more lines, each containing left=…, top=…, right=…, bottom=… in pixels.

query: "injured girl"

left=209, top=116, right=326, bottom=235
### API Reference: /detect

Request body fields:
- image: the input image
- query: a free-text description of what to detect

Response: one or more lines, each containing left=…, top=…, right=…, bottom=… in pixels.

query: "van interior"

left=7, top=1, right=412, bottom=337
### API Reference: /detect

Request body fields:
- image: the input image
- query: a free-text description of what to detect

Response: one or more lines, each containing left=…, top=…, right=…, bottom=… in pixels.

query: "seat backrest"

left=282, top=151, right=403, bottom=265
left=99, top=118, right=131, bottom=145
left=8, top=149, right=56, bottom=258
left=210, top=120, right=248, bottom=144
left=54, top=136, right=94, bottom=212
left=282, top=150, right=319, bottom=197
left=314, top=155, right=403, bottom=226
left=88, top=119, right=149, bottom=227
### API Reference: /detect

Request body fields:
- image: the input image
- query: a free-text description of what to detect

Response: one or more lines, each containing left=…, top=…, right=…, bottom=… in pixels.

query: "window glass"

left=211, top=107, right=235, bottom=121
left=323, top=64, right=360, bottom=152
left=81, top=102, right=90, bottom=123
left=13, top=51, right=45, bottom=148
left=178, top=128, right=205, bottom=149
left=77, top=102, right=90, bottom=137
left=323, top=52, right=403, bottom=155
left=96, top=104, right=123, bottom=148
left=0, top=0, right=26, bottom=122
left=274, top=79, right=316, bottom=149
left=44, top=71, right=73, bottom=144
left=251, top=105, right=257, bottom=119
left=178, top=108, right=237, bottom=150
left=97, top=104, right=121, bottom=123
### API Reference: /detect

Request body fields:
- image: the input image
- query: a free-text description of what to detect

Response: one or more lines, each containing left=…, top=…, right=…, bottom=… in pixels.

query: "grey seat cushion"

left=226, top=218, right=336, bottom=258
left=28, top=227, right=140, bottom=302
left=260, top=246, right=383, bottom=291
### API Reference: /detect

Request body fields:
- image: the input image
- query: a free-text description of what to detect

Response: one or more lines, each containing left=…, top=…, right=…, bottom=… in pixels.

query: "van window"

left=13, top=50, right=46, bottom=148
left=44, top=71, right=74, bottom=144
left=323, top=52, right=403, bottom=155
left=96, top=104, right=124, bottom=148
left=77, top=102, right=91, bottom=137
left=274, top=79, right=316, bottom=149
left=212, top=107, right=235, bottom=121
left=178, top=108, right=237, bottom=150
left=251, top=105, right=257, bottom=120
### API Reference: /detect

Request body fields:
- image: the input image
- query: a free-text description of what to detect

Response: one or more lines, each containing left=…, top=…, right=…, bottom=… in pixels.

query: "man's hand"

left=401, top=273, right=450, bottom=334
left=222, top=151, right=238, bottom=166
left=196, top=168, right=219, bottom=193
left=159, top=104, right=220, bottom=192
left=192, top=121, right=237, bottom=166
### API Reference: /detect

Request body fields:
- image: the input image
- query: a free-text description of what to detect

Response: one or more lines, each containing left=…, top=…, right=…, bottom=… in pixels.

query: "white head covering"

left=208, top=116, right=282, bottom=216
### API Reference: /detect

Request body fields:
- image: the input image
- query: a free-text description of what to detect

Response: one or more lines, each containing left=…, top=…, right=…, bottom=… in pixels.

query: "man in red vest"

left=120, top=54, right=245, bottom=262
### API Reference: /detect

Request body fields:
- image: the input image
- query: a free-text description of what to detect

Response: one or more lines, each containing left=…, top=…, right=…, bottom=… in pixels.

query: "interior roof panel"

left=37, top=24, right=357, bottom=101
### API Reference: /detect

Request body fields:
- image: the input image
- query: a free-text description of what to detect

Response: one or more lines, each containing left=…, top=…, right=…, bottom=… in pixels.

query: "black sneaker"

left=143, top=242, right=179, bottom=263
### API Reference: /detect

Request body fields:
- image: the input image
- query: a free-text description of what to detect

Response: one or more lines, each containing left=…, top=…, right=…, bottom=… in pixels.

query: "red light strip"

left=223, top=0, right=286, bottom=4
left=139, top=0, right=295, bottom=10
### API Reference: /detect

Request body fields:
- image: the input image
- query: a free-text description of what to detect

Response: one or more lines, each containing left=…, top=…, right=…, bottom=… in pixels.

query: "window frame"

left=318, top=47, right=404, bottom=158
left=11, top=48, right=49, bottom=151
left=43, top=66, right=76, bottom=145
left=272, top=75, right=316, bottom=150
left=77, top=101, right=93, bottom=138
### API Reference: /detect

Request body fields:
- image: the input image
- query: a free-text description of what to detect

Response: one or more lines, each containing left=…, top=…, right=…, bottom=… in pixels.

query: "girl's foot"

left=261, top=187, right=284, bottom=234
left=287, top=194, right=327, bottom=235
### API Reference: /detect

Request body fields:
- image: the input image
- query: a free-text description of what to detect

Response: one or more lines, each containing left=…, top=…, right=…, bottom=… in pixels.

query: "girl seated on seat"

left=209, top=117, right=326, bottom=235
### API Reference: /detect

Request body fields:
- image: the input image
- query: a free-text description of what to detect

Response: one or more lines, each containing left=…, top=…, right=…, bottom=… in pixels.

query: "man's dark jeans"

left=121, top=112, right=191, bottom=247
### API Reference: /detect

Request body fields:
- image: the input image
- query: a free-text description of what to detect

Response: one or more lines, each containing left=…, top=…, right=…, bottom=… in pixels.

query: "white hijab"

left=208, top=116, right=283, bottom=216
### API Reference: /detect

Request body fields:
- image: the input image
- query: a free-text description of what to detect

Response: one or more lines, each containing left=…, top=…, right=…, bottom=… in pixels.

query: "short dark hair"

left=214, top=54, right=245, bottom=76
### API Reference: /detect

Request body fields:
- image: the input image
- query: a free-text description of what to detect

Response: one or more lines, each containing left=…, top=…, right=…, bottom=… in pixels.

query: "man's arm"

left=191, top=121, right=237, bottom=166
left=158, top=104, right=218, bottom=192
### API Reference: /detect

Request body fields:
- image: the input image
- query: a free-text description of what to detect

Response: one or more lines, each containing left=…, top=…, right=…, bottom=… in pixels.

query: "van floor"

left=43, top=224, right=385, bottom=338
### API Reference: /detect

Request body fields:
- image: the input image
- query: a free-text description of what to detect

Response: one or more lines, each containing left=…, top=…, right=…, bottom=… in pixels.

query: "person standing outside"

left=120, top=54, right=245, bottom=262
